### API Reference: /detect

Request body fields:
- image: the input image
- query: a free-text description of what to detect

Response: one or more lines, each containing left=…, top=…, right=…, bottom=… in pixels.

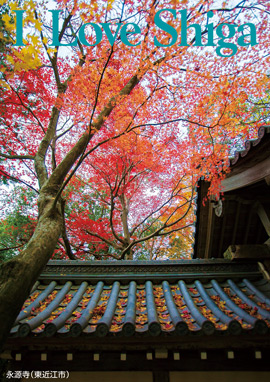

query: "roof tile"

left=12, top=272, right=270, bottom=338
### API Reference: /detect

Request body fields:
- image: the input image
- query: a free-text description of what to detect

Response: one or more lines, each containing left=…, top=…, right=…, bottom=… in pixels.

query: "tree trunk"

left=119, top=194, right=133, bottom=260
left=124, top=248, right=133, bottom=260
left=0, top=193, right=63, bottom=350
left=0, top=70, right=142, bottom=349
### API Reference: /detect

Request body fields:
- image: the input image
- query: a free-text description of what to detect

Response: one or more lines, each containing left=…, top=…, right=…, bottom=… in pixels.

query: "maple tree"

left=0, top=0, right=269, bottom=349
left=246, top=77, right=270, bottom=126
left=61, top=134, right=195, bottom=260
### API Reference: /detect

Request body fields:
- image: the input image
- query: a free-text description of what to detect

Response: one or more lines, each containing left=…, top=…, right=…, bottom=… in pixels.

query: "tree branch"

left=84, top=229, right=123, bottom=250
left=0, top=153, right=34, bottom=160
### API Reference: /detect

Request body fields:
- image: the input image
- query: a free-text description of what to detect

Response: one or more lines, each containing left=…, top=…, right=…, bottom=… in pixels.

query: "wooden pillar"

left=153, top=371, right=169, bottom=382
left=205, top=203, right=215, bottom=258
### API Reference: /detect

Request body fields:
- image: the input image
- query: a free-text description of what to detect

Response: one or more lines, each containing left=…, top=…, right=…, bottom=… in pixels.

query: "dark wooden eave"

left=223, top=126, right=270, bottom=192
left=194, top=126, right=270, bottom=259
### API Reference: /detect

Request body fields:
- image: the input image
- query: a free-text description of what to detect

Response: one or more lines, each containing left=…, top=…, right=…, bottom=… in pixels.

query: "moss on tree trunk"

left=0, top=196, right=63, bottom=350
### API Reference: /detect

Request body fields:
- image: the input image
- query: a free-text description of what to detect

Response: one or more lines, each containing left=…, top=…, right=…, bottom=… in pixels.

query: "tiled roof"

left=229, top=125, right=270, bottom=166
left=10, top=260, right=270, bottom=339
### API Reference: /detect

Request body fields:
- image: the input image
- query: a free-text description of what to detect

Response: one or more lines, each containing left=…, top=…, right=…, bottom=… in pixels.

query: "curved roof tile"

left=229, top=125, right=270, bottom=166
left=11, top=261, right=270, bottom=339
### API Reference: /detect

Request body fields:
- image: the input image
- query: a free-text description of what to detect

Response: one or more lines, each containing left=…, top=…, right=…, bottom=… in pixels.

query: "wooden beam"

left=222, top=156, right=270, bottom=192
left=8, top=350, right=270, bottom=372
left=224, top=244, right=270, bottom=260
left=265, top=175, right=270, bottom=186
left=218, top=211, right=227, bottom=257
left=255, top=202, right=270, bottom=237
left=155, top=350, right=168, bottom=359
left=194, top=181, right=211, bottom=259
left=264, top=238, right=270, bottom=246
left=258, top=262, right=270, bottom=280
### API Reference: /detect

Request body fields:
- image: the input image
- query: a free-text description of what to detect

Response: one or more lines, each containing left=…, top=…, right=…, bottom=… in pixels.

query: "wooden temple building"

left=194, top=125, right=270, bottom=262
left=1, top=126, right=270, bottom=382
